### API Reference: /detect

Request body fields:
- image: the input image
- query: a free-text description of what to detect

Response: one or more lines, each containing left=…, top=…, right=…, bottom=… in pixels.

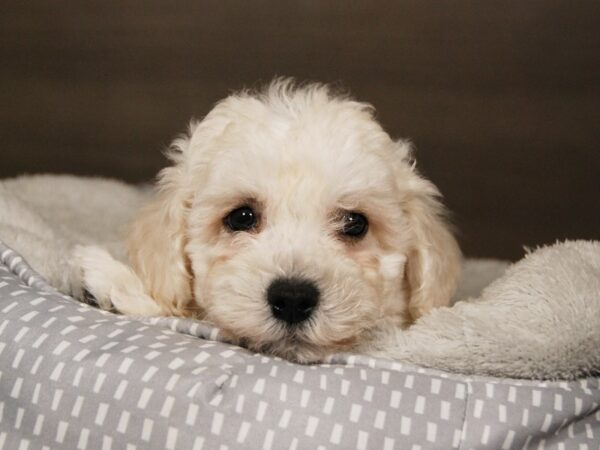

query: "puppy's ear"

left=127, top=99, right=242, bottom=314
left=127, top=127, right=199, bottom=316
left=394, top=141, right=462, bottom=321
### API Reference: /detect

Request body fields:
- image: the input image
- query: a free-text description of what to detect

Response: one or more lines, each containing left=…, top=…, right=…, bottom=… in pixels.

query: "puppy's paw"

left=73, top=245, right=117, bottom=310
left=73, top=245, right=163, bottom=317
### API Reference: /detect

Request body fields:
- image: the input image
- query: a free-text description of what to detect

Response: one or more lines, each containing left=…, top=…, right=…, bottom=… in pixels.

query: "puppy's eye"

left=224, top=206, right=258, bottom=232
left=341, top=212, right=368, bottom=238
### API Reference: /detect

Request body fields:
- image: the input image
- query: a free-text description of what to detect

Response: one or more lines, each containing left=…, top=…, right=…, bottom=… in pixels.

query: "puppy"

left=76, top=80, right=461, bottom=362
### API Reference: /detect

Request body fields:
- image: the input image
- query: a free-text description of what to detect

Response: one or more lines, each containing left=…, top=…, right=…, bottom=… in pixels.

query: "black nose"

left=266, top=277, right=320, bottom=325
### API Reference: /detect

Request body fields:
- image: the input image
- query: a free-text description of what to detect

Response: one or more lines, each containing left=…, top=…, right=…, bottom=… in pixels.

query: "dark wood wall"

left=2, top=1, right=599, bottom=259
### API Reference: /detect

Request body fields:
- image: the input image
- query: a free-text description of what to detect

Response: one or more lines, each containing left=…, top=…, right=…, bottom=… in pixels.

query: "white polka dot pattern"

left=0, top=241, right=599, bottom=449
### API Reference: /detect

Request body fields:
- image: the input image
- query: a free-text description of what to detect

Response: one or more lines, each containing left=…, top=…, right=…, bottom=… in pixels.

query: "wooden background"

left=1, top=1, right=599, bottom=259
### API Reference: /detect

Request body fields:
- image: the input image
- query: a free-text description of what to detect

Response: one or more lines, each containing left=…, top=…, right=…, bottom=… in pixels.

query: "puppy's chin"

left=216, top=320, right=361, bottom=363
left=235, top=336, right=355, bottom=364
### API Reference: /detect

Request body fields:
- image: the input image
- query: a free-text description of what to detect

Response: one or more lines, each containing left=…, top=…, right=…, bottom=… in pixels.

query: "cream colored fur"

left=2, top=81, right=462, bottom=362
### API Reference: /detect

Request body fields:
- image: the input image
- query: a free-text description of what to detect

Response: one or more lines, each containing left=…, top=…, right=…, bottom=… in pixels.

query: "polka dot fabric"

left=0, top=241, right=599, bottom=449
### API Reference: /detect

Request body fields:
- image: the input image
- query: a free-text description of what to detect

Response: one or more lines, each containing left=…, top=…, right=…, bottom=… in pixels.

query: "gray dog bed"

left=1, top=240, right=599, bottom=449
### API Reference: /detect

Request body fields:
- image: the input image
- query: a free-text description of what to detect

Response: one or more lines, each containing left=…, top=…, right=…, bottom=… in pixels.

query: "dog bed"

left=1, top=240, right=599, bottom=449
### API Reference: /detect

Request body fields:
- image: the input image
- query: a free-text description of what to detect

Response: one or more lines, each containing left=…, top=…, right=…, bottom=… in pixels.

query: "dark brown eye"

left=341, top=212, right=368, bottom=238
left=224, top=206, right=258, bottom=232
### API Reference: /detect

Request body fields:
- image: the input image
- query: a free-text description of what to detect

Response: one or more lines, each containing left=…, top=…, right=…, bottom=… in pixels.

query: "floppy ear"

left=127, top=130, right=197, bottom=316
left=394, top=142, right=462, bottom=321
left=127, top=96, right=247, bottom=315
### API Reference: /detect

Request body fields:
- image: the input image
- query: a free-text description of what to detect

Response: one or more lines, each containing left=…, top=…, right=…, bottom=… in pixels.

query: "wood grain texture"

left=1, top=1, right=599, bottom=258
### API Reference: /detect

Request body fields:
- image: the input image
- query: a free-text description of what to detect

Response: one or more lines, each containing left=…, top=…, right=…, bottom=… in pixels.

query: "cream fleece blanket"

left=366, top=240, right=600, bottom=379
left=1, top=175, right=598, bottom=379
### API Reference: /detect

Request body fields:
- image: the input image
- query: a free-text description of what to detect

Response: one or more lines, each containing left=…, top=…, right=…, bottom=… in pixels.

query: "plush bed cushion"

left=1, top=241, right=599, bottom=449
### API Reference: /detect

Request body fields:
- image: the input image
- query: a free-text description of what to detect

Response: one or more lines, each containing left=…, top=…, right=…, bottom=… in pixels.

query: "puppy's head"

left=128, top=80, right=461, bottom=362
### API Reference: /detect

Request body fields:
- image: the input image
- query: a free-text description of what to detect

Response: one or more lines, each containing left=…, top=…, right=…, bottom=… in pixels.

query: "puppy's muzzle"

left=266, top=277, right=319, bottom=325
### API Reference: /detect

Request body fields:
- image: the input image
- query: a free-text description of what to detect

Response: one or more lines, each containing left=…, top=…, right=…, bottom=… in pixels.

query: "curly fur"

left=6, top=80, right=463, bottom=363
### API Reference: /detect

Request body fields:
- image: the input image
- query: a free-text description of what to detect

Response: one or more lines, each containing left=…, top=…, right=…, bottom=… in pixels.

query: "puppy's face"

left=187, top=110, right=412, bottom=361
left=128, top=82, right=461, bottom=362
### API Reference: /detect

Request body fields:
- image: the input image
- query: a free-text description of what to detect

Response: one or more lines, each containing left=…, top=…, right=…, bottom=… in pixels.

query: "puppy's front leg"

left=74, top=245, right=163, bottom=316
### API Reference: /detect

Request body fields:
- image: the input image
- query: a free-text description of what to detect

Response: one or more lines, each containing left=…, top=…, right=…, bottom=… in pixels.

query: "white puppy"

left=77, top=80, right=461, bottom=362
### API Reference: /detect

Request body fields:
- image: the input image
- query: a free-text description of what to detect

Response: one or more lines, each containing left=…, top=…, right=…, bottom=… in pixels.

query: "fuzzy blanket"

left=1, top=175, right=599, bottom=379
left=365, top=240, right=600, bottom=380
